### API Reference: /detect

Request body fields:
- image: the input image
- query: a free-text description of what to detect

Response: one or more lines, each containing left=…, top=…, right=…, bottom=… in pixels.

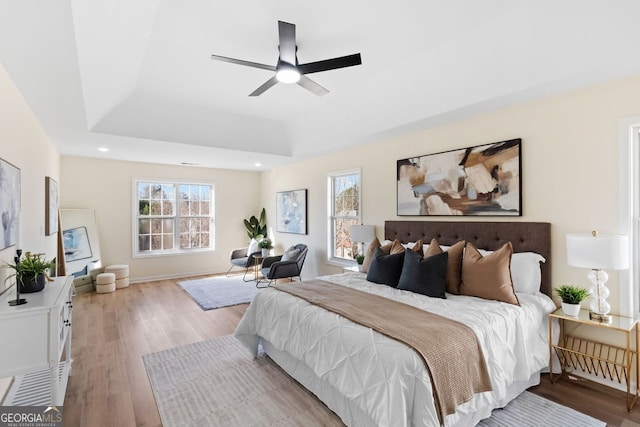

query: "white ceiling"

left=2, top=1, right=640, bottom=170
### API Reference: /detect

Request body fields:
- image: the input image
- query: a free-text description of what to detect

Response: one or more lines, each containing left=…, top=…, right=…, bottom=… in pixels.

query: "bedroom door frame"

left=618, top=115, right=640, bottom=318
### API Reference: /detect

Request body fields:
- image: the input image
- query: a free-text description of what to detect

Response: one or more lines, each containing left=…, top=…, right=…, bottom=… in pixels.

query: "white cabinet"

left=0, top=276, right=74, bottom=406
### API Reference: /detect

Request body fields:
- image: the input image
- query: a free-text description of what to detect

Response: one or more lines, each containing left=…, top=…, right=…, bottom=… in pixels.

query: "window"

left=135, top=180, right=214, bottom=256
left=618, top=118, right=640, bottom=317
left=328, top=169, right=361, bottom=263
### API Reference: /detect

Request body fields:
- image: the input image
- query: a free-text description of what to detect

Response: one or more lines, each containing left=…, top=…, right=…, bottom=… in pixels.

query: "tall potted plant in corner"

left=554, top=284, right=589, bottom=317
left=4, top=252, right=56, bottom=293
left=244, top=208, right=267, bottom=240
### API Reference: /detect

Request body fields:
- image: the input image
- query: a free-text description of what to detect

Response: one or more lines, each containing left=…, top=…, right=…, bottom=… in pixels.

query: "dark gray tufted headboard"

left=385, top=221, right=552, bottom=297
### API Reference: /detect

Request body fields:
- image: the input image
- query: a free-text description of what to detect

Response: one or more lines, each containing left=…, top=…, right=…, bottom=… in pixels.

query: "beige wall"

left=0, top=64, right=60, bottom=399
left=262, top=73, right=640, bottom=316
left=60, top=157, right=261, bottom=281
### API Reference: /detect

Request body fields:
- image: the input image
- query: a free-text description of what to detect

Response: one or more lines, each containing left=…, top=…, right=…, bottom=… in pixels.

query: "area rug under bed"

left=177, top=276, right=261, bottom=310
left=143, top=335, right=606, bottom=427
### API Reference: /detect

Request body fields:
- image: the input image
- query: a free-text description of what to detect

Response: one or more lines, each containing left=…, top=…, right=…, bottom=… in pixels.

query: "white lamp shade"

left=566, top=233, right=629, bottom=270
left=350, top=225, right=375, bottom=243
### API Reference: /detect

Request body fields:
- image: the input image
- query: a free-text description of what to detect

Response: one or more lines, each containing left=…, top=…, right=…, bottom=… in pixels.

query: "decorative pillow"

left=361, top=238, right=405, bottom=273
left=510, top=252, right=545, bottom=294
left=477, top=249, right=546, bottom=294
left=397, top=250, right=448, bottom=298
left=402, top=239, right=425, bottom=257
left=425, top=239, right=465, bottom=294
left=366, top=247, right=405, bottom=287
left=248, top=238, right=260, bottom=255
left=281, top=247, right=300, bottom=262
left=460, top=242, right=519, bottom=305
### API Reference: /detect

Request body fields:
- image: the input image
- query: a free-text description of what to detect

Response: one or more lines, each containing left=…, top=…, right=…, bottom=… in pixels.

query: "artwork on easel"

left=0, top=157, right=20, bottom=250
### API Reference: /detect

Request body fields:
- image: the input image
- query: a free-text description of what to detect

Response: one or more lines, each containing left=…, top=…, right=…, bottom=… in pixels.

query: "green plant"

left=355, top=254, right=365, bottom=265
left=554, top=285, right=589, bottom=304
left=244, top=208, right=267, bottom=240
left=258, top=238, right=273, bottom=249
left=4, top=252, right=56, bottom=287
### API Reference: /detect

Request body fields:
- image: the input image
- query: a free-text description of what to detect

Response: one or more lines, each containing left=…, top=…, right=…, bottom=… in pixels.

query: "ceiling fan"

left=210, top=20, right=362, bottom=97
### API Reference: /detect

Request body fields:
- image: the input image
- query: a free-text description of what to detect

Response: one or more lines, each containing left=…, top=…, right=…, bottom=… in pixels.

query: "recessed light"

left=254, top=162, right=262, bottom=167
left=97, top=147, right=109, bottom=152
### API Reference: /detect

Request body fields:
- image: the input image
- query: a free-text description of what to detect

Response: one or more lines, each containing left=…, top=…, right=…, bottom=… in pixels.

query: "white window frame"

left=327, top=168, right=362, bottom=266
left=132, top=178, right=215, bottom=258
left=618, top=116, right=640, bottom=317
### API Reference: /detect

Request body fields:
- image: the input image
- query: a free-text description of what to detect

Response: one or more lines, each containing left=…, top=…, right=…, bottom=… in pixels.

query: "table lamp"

left=566, top=231, right=629, bottom=323
left=350, top=225, right=375, bottom=257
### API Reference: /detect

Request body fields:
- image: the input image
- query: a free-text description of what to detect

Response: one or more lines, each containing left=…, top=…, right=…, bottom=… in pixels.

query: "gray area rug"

left=177, top=276, right=261, bottom=310
left=144, top=335, right=606, bottom=427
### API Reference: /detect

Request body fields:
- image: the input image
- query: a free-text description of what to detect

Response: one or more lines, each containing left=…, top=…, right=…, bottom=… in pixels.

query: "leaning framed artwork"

left=276, top=189, right=307, bottom=234
left=45, top=176, right=59, bottom=235
left=62, top=226, right=93, bottom=262
left=0, top=157, right=20, bottom=250
left=397, top=138, right=521, bottom=216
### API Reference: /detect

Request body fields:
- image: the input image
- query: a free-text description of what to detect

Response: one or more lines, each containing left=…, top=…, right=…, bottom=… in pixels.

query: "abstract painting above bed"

left=397, top=139, right=521, bottom=216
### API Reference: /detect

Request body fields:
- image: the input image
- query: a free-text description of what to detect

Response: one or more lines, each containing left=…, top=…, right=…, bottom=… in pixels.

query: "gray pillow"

left=281, top=248, right=300, bottom=262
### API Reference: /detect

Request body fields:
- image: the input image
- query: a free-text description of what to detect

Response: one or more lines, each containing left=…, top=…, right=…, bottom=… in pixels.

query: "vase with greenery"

left=258, top=238, right=273, bottom=256
left=554, top=284, right=589, bottom=316
left=355, top=254, right=365, bottom=272
left=244, top=208, right=267, bottom=240
left=4, top=252, right=56, bottom=293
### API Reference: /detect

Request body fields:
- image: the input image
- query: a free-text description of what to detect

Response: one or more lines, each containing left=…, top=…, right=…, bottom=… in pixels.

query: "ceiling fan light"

left=276, top=65, right=300, bottom=83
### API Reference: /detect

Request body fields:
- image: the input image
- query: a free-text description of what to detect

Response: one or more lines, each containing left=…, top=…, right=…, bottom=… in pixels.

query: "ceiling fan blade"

left=278, top=21, right=297, bottom=65
left=249, top=76, right=279, bottom=96
left=297, top=75, right=329, bottom=96
left=211, top=54, right=276, bottom=72
left=298, top=53, right=362, bottom=75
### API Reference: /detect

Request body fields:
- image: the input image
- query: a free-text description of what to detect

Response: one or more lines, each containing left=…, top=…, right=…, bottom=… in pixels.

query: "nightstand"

left=549, top=308, right=639, bottom=411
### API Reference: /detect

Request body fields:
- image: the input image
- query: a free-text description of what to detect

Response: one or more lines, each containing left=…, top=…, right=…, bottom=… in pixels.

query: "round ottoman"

left=105, top=264, right=130, bottom=289
left=95, top=273, right=116, bottom=293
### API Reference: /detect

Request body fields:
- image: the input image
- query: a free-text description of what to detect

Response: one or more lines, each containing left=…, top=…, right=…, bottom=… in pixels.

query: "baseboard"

left=130, top=269, right=226, bottom=284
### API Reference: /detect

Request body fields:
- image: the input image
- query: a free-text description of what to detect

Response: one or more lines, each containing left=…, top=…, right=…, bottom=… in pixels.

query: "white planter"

left=261, top=248, right=270, bottom=257
left=561, top=302, right=580, bottom=317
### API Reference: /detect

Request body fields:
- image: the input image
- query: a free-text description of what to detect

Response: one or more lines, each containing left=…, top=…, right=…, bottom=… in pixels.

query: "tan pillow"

left=361, top=238, right=413, bottom=273
left=425, top=239, right=465, bottom=294
left=362, top=237, right=382, bottom=273
left=410, top=239, right=424, bottom=257
left=460, top=242, right=519, bottom=306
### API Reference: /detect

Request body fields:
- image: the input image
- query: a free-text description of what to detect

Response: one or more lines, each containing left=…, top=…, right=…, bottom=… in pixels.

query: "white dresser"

left=0, top=276, right=74, bottom=406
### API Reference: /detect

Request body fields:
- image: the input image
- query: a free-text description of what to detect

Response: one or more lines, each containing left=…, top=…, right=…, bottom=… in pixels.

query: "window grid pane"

left=329, top=172, right=361, bottom=260
left=137, top=181, right=213, bottom=254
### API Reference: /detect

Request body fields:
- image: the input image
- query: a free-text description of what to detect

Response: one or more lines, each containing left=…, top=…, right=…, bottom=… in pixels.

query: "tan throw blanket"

left=272, top=280, right=492, bottom=424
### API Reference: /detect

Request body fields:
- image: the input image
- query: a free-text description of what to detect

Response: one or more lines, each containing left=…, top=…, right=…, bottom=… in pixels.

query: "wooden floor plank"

left=63, top=276, right=640, bottom=426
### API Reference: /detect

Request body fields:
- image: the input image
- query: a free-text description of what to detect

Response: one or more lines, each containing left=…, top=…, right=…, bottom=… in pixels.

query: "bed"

left=235, top=221, right=557, bottom=426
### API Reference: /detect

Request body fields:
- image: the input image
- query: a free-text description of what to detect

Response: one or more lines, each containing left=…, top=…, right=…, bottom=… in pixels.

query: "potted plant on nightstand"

left=355, top=254, right=365, bottom=272
left=4, top=252, right=56, bottom=293
left=258, top=238, right=273, bottom=257
left=554, top=284, right=589, bottom=317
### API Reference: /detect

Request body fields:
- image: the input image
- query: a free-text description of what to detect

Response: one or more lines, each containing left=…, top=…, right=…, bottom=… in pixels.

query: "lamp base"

left=589, top=311, right=612, bottom=323
left=8, top=298, right=27, bottom=306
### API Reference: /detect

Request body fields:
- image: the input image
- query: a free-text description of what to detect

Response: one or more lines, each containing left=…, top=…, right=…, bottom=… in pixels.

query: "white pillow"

left=281, top=248, right=300, bottom=262
left=248, top=239, right=260, bottom=255
left=511, top=252, right=546, bottom=293
left=478, top=248, right=545, bottom=294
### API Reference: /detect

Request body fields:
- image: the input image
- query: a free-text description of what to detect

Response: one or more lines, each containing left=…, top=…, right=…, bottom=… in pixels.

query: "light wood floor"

left=64, top=277, right=640, bottom=427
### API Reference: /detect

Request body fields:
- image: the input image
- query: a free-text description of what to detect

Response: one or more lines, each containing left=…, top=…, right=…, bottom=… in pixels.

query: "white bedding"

left=234, top=272, right=557, bottom=427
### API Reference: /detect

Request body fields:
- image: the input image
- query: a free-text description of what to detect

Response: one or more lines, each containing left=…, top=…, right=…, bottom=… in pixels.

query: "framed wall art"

left=397, top=138, right=521, bottom=216
left=62, top=226, right=93, bottom=262
left=0, top=157, right=20, bottom=250
left=45, top=176, right=59, bottom=235
left=276, top=189, right=307, bottom=234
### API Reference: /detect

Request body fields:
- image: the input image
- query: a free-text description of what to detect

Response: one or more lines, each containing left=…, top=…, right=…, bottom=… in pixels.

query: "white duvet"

left=235, top=272, right=557, bottom=427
